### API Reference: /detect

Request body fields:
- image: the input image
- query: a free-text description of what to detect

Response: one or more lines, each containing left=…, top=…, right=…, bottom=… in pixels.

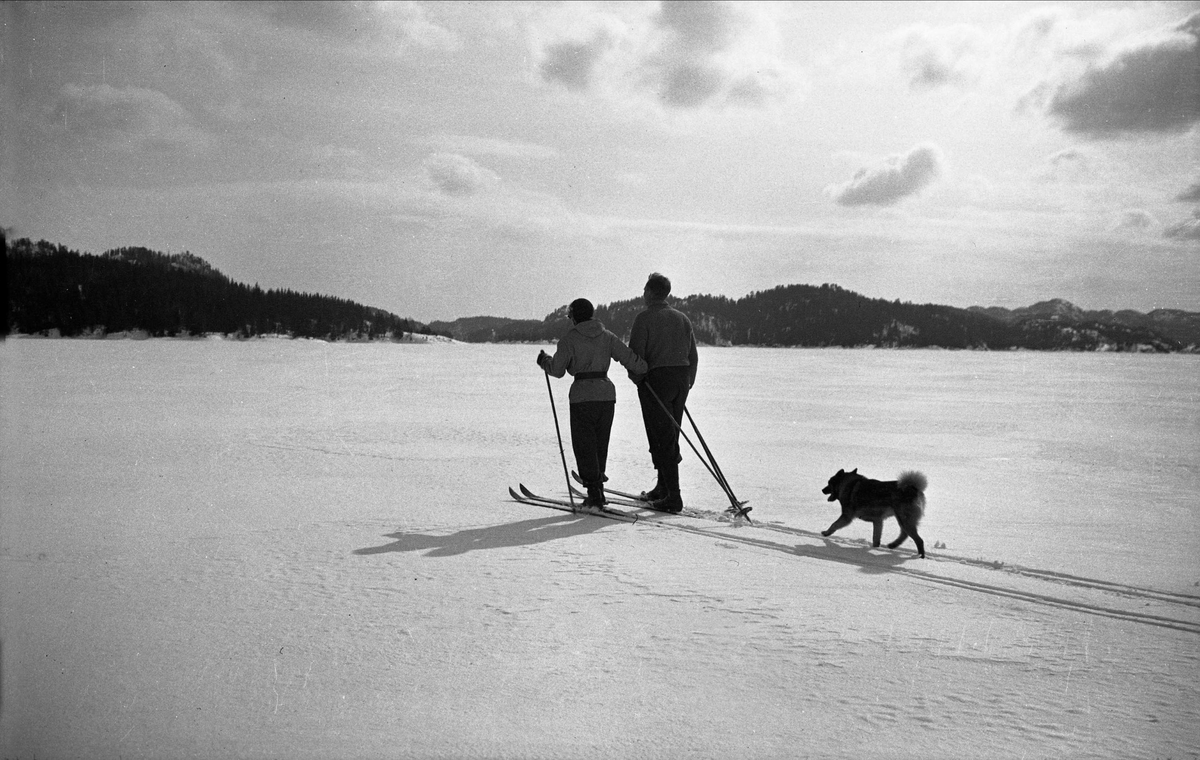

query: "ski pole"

left=686, top=407, right=750, bottom=519
left=685, top=407, right=733, bottom=498
left=543, top=366, right=576, bottom=509
left=682, top=405, right=747, bottom=515
left=642, top=383, right=749, bottom=518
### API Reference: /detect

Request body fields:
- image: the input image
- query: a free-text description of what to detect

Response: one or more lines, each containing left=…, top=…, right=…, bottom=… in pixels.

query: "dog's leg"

left=909, top=527, right=925, bottom=558
left=871, top=519, right=883, bottom=547
left=890, top=520, right=925, bottom=558
left=821, top=514, right=855, bottom=537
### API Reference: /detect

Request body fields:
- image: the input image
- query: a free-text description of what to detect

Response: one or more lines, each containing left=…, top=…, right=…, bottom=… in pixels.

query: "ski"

left=571, top=471, right=651, bottom=503
left=566, top=478, right=689, bottom=516
left=569, top=482, right=639, bottom=507
left=510, top=485, right=590, bottom=516
left=570, top=471, right=752, bottom=522
left=520, top=484, right=639, bottom=520
left=566, top=484, right=681, bottom=514
left=567, top=486, right=715, bottom=526
left=510, top=485, right=640, bottom=523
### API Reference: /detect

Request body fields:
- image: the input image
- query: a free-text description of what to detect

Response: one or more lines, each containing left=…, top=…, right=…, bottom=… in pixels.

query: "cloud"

left=421, top=135, right=559, bottom=161
left=1041, top=12, right=1200, bottom=137
left=657, top=0, right=740, bottom=56
left=891, top=23, right=988, bottom=90
left=1113, top=209, right=1156, bottom=231
left=50, top=83, right=211, bottom=152
left=1164, top=208, right=1200, bottom=241
left=826, top=143, right=945, bottom=207
left=647, top=1, right=798, bottom=110
left=532, top=1, right=800, bottom=112
left=539, top=32, right=612, bottom=92
left=255, top=1, right=459, bottom=51
left=1035, top=147, right=1092, bottom=182
left=657, top=61, right=726, bottom=107
left=1048, top=147, right=1085, bottom=165
left=1177, top=179, right=1200, bottom=202
left=1008, top=7, right=1063, bottom=51
left=422, top=153, right=500, bottom=197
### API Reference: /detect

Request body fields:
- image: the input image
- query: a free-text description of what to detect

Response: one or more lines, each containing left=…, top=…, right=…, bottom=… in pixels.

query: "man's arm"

left=626, top=314, right=648, bottom=383
left=687, top=322, right=698, bottom=388
left=628, top=313, right=647, bottom=359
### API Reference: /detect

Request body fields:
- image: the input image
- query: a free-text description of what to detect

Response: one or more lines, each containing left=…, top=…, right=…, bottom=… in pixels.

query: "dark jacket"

left=629, top=299, right=698, bottom=387
left=543, top=320, right=648, bottom=404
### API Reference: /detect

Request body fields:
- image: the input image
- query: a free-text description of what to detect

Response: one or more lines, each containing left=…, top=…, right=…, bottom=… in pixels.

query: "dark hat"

left=569, top=298, right=594, bottom=323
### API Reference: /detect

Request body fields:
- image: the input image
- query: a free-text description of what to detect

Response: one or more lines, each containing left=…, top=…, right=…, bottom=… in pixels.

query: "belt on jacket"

left=574, top=371, right=608, bottom=381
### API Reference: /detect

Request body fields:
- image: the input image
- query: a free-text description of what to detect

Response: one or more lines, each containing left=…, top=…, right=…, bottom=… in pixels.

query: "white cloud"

left=876, top=9, right=1199, bottom=140
left=378, top=1, right=461, bottom=51
left=1177, top=179, right=1200, bottom=202
left=1113, top=209, right=1156, bottom=231
left=530, top=1, right=802, bottom=113
left=540, top=31, right=613, bottom=92
left=890, top=22, right=989, bottom=90
left=1034, top=148, right=1092, bottom=182
left=255, top=1, right=460, bottom=51
left=826, top=143, right=945, bottom=207
left=1164, top=208, right=1200, bottom=241
left=49, top=83, right=212, bottom=152
left=421, top=134, right=560, bottom=161
left=1032, top=11, right=1200, bottom=137
left=422, top=153, right=500, bottom=197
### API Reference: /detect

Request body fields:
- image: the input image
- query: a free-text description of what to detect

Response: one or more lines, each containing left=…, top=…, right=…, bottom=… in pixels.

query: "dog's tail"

left=898, top=471, right=927, bottom=493
left=898, top=471, right=927, bottom=516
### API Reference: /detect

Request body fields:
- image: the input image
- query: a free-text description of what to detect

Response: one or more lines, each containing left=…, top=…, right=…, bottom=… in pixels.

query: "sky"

left=3, top=1, right=1199, bottom=322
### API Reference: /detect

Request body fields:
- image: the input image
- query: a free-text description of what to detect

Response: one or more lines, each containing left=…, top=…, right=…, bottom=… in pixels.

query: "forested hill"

left=4, top=238, right=437, bottom=340
left=435, top=285, right=1200, bottom=352
left=9, top=235, right=1196, bottom=351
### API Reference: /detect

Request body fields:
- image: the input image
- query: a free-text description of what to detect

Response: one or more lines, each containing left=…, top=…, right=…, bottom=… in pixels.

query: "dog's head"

left=822, top=468, right=857, bottom=501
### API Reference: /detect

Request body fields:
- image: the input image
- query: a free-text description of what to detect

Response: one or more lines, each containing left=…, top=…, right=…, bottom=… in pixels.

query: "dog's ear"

left=835, top=469, right=844, bottom=476
left=850, top=468, right=858, bottom=474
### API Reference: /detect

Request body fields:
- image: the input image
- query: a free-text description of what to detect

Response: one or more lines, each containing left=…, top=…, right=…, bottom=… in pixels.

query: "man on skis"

left=628, top=273, right=698, bottom=514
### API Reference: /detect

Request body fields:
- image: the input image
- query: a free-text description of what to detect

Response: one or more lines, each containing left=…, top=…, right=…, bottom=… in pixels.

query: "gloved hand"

left=536, top=350, right=550, bottom=369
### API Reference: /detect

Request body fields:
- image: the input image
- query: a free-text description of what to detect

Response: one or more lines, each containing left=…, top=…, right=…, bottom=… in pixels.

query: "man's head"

left=644, top=272, right=671, bottom=302
left=569, top=298, right=594, bottom=324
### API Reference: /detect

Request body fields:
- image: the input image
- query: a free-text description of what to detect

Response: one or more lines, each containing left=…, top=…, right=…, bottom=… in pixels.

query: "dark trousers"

left=571, top=400, right=616, bottom=486
left=637, top=366, right=691, bottom=472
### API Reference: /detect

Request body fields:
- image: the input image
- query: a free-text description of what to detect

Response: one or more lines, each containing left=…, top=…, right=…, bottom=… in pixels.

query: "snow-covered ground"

left=2, top=339, right=1197, bottom=759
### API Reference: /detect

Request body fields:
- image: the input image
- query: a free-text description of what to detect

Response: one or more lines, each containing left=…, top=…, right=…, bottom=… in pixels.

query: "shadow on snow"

left=353, top=514, right=609, bottom=558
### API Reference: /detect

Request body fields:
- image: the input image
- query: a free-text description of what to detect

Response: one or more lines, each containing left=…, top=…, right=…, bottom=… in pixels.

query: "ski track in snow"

left=510, top=492, right=1200, bottom=637
left=260, top=420, right=1200, bottom=637
left=256, top=419, right=1200, bottom=637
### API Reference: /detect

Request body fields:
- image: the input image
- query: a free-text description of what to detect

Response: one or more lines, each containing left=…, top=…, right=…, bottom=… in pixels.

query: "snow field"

left=2, top=339, right=1197, bottom=759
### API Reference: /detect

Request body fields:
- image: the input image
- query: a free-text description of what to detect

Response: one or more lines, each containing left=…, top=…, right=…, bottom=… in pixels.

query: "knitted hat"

left=569, top=298, right=594, bottom=323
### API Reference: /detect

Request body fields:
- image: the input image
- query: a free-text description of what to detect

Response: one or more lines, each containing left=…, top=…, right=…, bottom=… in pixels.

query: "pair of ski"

left=575, top=475, right=752, bottom=523
left=510, top=472, right=693, bottom=524
left=510, top=472, right=748, bottom=524
left=508, top=483, right=643, bottom=523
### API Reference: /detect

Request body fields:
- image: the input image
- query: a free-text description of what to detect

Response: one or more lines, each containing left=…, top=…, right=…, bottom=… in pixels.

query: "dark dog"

left=821, top=469, right=927, bottom=558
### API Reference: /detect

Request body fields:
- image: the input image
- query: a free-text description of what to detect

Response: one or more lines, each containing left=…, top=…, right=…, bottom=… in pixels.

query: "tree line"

left=7, top=234, right=1193, bottom=351
left=5, top=238, right=434, bottom=341
left=436, top=284, right=1190, bottom=352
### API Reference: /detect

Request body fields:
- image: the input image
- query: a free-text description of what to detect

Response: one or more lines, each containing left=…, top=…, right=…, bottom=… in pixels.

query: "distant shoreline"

left=2, top=330, right=456, bottom=344
left=6, top=332, right=1196, bottom=353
